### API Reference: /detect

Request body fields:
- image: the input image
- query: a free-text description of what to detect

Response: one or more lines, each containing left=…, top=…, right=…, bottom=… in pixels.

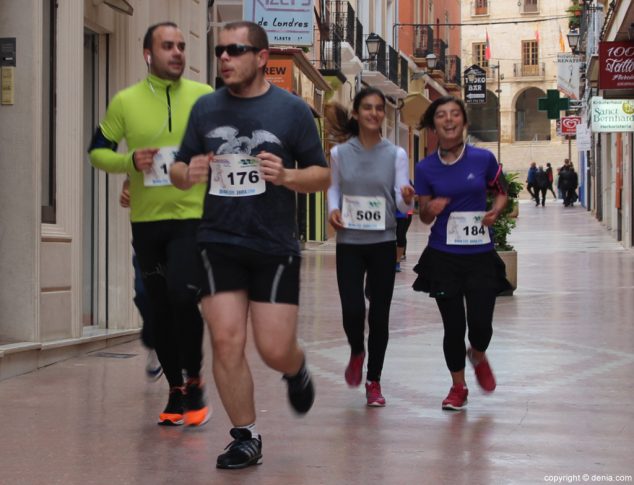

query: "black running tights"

left=132, top=219, right=205, bottom=388
left=336, top=241, right=396, bottom=382
left=435, top=288, right=497, bottom=373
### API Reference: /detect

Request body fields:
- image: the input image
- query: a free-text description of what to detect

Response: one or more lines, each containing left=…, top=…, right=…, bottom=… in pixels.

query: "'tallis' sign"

left=599, top=41, right=634, bottom=90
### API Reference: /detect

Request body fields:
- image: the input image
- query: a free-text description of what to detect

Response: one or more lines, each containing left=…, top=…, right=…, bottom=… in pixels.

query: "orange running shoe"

left=158, top=386, right=185, bottom=426
left=184, top=378, right=211, bottom=427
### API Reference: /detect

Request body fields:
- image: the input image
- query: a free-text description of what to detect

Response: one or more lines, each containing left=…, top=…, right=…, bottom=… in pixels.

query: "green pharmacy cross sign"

left=538, top=90, right=570, bottom=120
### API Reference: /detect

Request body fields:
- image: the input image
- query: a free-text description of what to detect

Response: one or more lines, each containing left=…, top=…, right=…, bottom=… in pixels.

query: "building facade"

left=580, top=0, right=634, bottom=247
left=461, top=0, right=577, bottom=178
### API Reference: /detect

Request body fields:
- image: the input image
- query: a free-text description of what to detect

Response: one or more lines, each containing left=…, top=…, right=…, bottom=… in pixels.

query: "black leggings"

left=396, top=215, right=412, bottom=248
left=336, top=241, right=396, bottom=382
left=435, top=288, right=496, bottom=373
left=132, top=219, right=205, bottom=388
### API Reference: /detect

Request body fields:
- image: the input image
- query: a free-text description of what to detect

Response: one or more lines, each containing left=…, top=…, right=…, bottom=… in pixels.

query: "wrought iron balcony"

left=412, top=25, right=433, bottom=58
left=362, top=33, right=407, bottom=98
left=513, top=62, right=545, bottom=77
left=445, top=55, right=462, bottom=87
left=318, top=1, right=363, bottom=78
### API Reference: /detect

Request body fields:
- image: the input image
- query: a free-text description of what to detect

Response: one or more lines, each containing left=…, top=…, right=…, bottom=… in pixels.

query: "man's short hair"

left=222, top=21, right=269, bottom=50
left=143, top=21, right=179, bottom=51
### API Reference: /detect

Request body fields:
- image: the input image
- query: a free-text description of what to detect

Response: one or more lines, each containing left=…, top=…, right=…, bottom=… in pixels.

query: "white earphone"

left=147, top=55, right=152, bottom=65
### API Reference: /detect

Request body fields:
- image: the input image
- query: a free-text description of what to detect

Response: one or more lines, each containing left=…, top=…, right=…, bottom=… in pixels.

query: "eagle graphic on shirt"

left=205, top=126, right=282, bottom=155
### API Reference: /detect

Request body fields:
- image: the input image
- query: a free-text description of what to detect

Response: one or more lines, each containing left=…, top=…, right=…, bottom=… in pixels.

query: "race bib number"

left=446, top=211, right=491, bottom=245
left=209, top=154, right=265, bottom=197
left=341, top=195, right=386, bottom=230
left=143, top=146, right=178, bottom=187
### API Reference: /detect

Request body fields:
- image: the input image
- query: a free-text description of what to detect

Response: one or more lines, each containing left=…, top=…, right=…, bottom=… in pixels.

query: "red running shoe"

left=442, top=385, right=468, bottom=411
left=365, top=380, right=386, bottom=407
left=467, top=348, right=497, bottom=392
left=344, top=351, right=365, bottom=387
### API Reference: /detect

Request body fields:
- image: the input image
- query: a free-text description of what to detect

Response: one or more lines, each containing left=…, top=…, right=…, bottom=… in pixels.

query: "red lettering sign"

left=600, top=41, right=634, bottom=90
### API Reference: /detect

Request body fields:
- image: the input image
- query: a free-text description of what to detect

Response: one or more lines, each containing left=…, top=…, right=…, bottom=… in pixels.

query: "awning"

left=399, top=92, right=431, bottom=127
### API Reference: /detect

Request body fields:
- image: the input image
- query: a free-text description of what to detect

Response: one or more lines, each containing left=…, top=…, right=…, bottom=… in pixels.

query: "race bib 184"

left=209, top=154, right=265, bottom=197
left=446, top=211, right=491, bottom=245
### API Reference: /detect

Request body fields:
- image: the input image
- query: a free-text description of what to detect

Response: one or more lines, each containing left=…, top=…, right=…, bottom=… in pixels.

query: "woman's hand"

left=401, top=184, right=415, bottom=205
left=328, top=209, right=345, bottom=230
left=425, top=197, right=451, bottom=217
left=482, top=208, right=500, bottom=227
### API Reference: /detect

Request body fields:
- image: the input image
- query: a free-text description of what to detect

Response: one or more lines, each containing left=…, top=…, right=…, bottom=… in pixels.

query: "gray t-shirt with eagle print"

left=177, top=84, right=327, bottom=256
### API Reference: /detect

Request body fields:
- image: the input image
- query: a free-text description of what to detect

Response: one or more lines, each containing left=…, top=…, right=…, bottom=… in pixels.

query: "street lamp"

left=410, top=52, right=438, bottom=80
left=567, top=29, right=580, bottom=54
left=365, top=33, right=381, bottom=60
left=426, top=53, right=437, bottom=71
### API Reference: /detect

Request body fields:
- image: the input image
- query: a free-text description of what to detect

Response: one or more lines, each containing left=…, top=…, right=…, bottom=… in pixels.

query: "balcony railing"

left=400, top=56, right=409, bottom=92
left=513, top=62, right=545, bottom=77
left=319, top=27, right=343, bottom=74
left=323, top=1, right=356, bottom=46
left=318, top=1, right=361, bottom=77
left=445, top=55, right=461, bottom=86
left=432, top=38, right=448, bottom=72
left=472, top=0, right=488, bottom=16
left=413, top=25, right=433, bottom=58
left=363, top=33, right=408, bottom=94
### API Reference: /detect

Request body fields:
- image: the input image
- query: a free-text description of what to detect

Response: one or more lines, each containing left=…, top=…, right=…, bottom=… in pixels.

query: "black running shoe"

left=158, top=386, right=185, bottom=426
left=216, top=428, right=263, bottom=469
left=282, top=361, right=315, bottom=414
left=184, top=378, right=211, bottom=427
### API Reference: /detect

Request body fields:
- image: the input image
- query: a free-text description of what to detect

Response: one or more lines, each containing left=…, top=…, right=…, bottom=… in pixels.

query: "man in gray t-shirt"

left=171, top=21, right=329, bottom=470
left=177, top=83, right=327, bottom=255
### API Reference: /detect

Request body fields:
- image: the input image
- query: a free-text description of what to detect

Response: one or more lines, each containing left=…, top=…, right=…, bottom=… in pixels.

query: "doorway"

left=82, top=28, right=110, bottom=329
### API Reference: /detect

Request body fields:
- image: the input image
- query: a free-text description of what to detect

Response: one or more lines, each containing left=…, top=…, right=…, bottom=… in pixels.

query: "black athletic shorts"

left=199, top=242, right=300, bottom=304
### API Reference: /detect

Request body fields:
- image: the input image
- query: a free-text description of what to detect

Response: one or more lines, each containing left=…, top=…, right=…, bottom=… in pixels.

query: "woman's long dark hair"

left=325, top=87, right=386, bottom=142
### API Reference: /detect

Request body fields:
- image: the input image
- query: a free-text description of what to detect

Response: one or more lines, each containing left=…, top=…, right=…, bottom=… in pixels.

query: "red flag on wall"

left=485, top=30, right=491, bottom=60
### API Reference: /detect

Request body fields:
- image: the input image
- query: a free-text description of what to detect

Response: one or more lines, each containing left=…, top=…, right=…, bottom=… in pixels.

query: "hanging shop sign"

left=463, top=65, right=487, bottom=104
left=591, top=97, right=634, bottom=132
left=557, top=53, right=584, bottom=100
left=243, top=0, right=314, bottom=46
left=599, top=41, right=634, bottom=90
left=560, top=115, right=582, bottom=135
left=576, top=124, right=592, bottom=151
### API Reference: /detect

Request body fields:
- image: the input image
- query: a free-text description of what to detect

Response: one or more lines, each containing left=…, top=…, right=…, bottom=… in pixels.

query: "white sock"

left=239, top=423, right=260, bottom=440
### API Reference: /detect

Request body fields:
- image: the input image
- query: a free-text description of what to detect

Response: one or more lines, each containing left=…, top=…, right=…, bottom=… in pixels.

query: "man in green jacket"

left=89, top=22, right=212, bottom=427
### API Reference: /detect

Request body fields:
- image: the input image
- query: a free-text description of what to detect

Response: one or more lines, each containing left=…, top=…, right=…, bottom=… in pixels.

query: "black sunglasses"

left=214, top=44, right=261, bottom=58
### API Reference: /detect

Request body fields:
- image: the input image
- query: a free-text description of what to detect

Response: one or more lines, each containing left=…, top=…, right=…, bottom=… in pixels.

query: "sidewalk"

left=1, top=199, right=633, bottom=484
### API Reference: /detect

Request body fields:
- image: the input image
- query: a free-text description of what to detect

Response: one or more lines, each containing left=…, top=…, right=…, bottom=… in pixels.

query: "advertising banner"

left=243, top=0, right=314, bottom=46
left=591, top=97, right=634, bottom=132
left=599, top=41, right=634, bottom=90
left=557, top=53, right=584, bottom=100
left=576, top=124, right=592, bottom=151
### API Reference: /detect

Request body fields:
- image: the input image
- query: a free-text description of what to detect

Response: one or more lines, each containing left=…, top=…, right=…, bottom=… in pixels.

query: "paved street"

left=1, top=199, right=633, bottom=485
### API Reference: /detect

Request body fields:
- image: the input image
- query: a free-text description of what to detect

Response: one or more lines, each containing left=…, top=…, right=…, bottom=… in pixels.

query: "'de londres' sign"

left=599, top=41, right=634, bottom=90
left=243, top=0, right=314, bottom=46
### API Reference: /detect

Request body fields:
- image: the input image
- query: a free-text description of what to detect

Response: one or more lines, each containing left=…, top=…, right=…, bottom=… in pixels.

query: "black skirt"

left=412, top=246, right=512, bottom=298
